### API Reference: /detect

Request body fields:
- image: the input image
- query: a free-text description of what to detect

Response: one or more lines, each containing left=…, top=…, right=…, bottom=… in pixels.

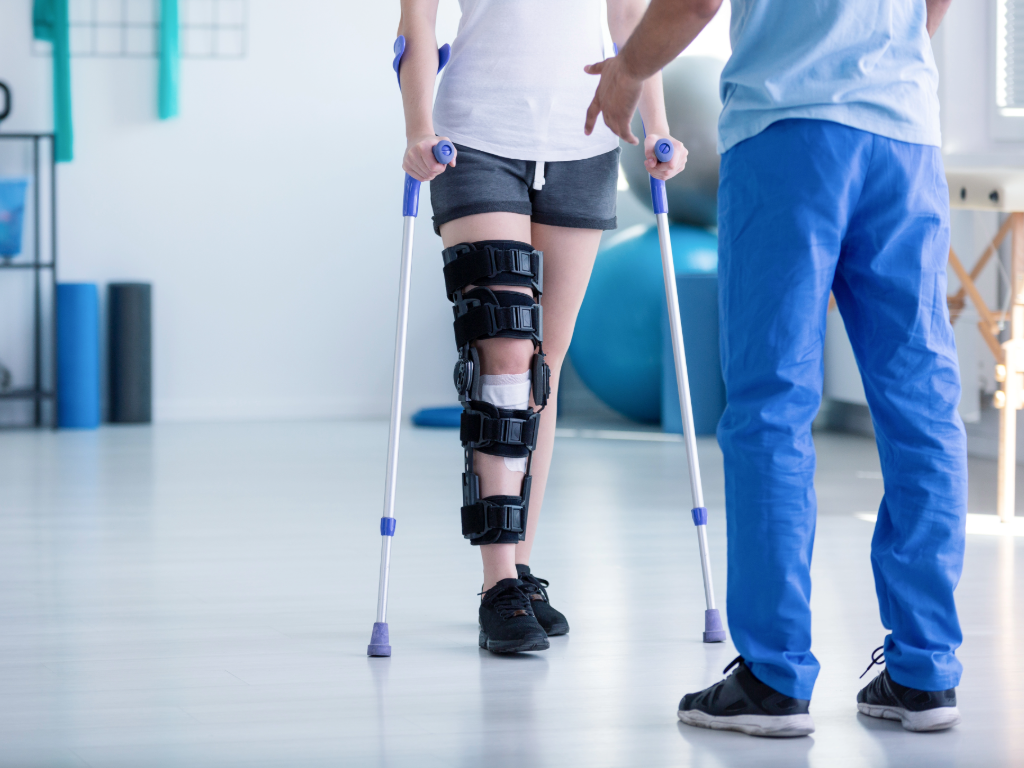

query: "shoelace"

left=723, top=656, right=743, bottom=676
left=859, top=645, right=885, bottom=679
left=519, top=572, right=550, bottom=602
left=481, top=583, right=534, bottom=619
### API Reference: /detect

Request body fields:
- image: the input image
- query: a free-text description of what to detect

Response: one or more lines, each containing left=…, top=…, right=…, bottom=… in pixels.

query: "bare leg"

left=439, top=213, right=535, bottom=591
left=515, top=223, right=603, bottom=566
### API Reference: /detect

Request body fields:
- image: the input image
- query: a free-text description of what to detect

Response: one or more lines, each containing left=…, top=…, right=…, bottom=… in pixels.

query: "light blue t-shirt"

left=717, top=0, right=940, bottom=154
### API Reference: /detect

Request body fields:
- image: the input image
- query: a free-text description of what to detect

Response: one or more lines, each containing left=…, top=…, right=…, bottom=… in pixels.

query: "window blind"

left=997, top=0, right=1024, bottom=113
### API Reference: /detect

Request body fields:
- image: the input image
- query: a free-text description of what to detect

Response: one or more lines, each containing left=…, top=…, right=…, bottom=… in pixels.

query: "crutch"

left=649, top=140, right=725, bottom=643
left=367, top=37, right=454, bottom=657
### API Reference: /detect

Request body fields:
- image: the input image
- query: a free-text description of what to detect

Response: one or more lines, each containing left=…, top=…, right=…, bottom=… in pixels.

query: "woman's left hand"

left=644, top=133, right=687, bottom=181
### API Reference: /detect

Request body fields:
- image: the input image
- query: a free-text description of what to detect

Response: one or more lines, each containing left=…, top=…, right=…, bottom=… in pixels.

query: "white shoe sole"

left=857, top=703, right=961, bottom=732
left=678, top=709, right=815, bottom=737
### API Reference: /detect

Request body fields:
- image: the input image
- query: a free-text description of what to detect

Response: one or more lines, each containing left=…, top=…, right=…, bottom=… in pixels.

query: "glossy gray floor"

left=0, top=422, right=1021, bottom=768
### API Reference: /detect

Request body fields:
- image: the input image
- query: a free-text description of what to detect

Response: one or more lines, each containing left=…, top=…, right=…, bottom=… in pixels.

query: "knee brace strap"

left=461, top=495, right=525, bottom=539
left=460, top=401, right=539, bottom=458
left=442, top=240, right=543, bottom=300
left=462, top=472, right=533, bottom=544
left=453, top=288, right=542, bottom=349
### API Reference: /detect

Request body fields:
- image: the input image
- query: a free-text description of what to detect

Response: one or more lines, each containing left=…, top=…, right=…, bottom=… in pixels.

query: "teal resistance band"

left=32, top=0, right=73, bottom=162
left=159, top=0, right=180, bottom=119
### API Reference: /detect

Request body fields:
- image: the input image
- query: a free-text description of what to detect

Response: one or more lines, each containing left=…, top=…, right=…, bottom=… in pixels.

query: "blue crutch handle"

left=433, top=139, right=455, bottom=165
left=650, top=139, right=673, bottom=214
left=654, top=139, right=674, bottom=163
left=402, top=140, right=455, bottom=217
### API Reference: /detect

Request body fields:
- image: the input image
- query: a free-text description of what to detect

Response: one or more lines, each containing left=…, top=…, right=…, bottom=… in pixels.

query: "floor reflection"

left=997, top=533, right=1018, bottom=761
left=367, top=656, right=392, bottom=764
left=459, top=650, right=550, bottom=768
left=676, top=720, right=814, bottom=768
left=855, top=711, right=962, bottom=768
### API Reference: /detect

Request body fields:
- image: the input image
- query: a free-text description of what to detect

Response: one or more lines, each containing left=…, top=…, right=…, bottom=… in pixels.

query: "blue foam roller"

left=412, top=406, right=461, bottom=428
left=0, top=178, right=28, bottom=257
left=57, top=283, right=100, bottom=429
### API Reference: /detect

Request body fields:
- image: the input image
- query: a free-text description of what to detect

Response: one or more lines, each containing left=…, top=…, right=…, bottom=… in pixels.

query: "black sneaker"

left=478, top=578, right=550, bottom=654
left=515, top=564, right=569, bottom=636
left=856, top=647, right=960, bottom=732
left=677, top=657, right=815, bottom=737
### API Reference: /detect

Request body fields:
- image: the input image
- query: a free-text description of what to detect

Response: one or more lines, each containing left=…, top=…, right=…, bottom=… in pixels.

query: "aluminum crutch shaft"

left=649, top=139, right=725, bottom=643
left=368, top=35, right=454, bottom=657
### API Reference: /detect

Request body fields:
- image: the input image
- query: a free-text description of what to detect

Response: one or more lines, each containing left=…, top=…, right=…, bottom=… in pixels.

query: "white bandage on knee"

left=479, top=372, right=532, bottom=473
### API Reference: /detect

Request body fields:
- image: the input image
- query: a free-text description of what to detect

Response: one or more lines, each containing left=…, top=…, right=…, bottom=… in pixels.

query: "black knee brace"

left=441, top=240, right=551, bottom=545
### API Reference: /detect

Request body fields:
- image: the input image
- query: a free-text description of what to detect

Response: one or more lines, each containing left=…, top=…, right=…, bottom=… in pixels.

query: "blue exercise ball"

left=569, top=223, right=718, bottom=423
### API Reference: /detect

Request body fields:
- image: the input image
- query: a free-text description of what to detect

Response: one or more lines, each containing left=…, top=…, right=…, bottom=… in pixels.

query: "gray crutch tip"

left=702, top=609, right=726, bottom=643
left=367, top=621, right=392, bottom=656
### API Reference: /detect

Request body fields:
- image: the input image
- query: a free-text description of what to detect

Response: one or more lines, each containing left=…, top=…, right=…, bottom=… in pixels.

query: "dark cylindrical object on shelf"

left=108, top=282, right=152, bottom=423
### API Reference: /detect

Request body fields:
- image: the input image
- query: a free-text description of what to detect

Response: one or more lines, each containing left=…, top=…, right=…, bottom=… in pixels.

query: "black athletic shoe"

left=478, top=578, right=550, bottom=654
left=677, top=656, right=815, bottom=737
left=856, top=647, right=960, bottom=732
left=515, top=564, right=569, bottom=636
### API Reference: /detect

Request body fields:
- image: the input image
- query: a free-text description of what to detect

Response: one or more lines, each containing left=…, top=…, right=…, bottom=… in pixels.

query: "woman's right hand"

left=403, top=135, right=456, bottom=182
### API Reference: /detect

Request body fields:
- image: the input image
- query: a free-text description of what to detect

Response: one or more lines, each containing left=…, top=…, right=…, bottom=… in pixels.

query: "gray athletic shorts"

left=429, top=143, right=620, bottom=235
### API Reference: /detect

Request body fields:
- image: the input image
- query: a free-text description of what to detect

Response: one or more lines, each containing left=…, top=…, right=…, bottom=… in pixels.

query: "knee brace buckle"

left=442, top=240, right=543, bottom=300
left=460, top=402, right=539, bottom=455
left=461, top=497, right=525, bottom=540
left=452, top=288, right=542, bottom=348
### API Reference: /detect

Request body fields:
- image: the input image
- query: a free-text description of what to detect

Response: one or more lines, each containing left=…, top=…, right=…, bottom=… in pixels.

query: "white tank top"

left=432, top=0, right=620, bottom=163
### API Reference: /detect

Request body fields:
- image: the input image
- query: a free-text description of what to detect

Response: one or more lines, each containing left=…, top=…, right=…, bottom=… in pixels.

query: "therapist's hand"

left=645, top=133, right=687, bottom=180
left=583, top=56, right=644, bottom=145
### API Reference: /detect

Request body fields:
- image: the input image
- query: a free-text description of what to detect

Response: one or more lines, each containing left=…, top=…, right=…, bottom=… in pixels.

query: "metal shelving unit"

left=0, top=133, right=57, bottom=428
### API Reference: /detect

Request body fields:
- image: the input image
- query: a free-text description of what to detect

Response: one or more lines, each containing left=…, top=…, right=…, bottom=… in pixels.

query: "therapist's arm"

left=927, top=0, right=952, bottom=37
left=606, top=0, right=688, bottom=179
left=584, top=0, right=723, bottom=143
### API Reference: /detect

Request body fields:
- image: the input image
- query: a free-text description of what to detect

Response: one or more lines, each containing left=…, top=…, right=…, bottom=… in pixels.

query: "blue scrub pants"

left=717, top=119, right=967, bottom=700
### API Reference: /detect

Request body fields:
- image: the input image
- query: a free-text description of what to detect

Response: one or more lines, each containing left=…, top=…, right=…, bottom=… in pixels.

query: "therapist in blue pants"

left=586, top=0, right=965, bottom=737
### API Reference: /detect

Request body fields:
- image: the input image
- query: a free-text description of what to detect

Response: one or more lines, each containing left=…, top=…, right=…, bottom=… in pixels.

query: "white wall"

left=0, top=0, right=463, bottom=422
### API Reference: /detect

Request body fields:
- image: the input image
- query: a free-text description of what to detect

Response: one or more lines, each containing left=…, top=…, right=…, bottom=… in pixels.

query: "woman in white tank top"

left=398, top=0, right=687, bottom=654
